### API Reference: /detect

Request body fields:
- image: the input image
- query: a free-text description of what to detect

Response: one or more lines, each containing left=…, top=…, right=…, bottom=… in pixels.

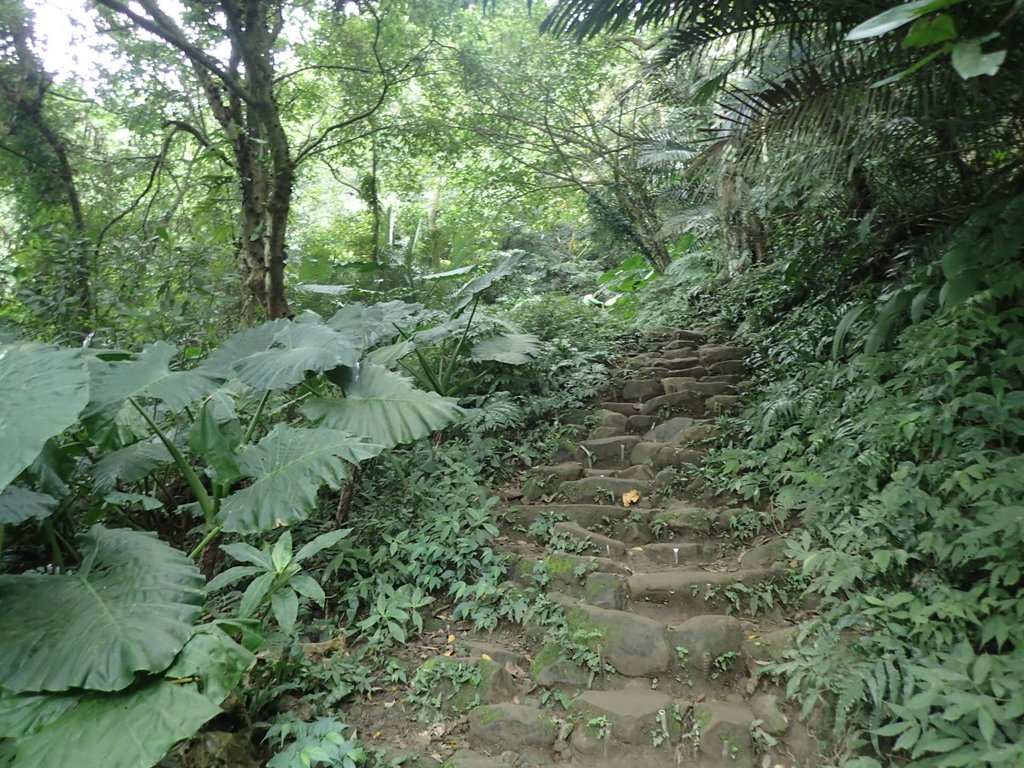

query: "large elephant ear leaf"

left=0, top=344, right=89, bottom=494
left=217, top=425, right=384, bottom=534
left=470, top=333, right=544, bottom=365
left=86, top=341, right=223, bottom=415
left=164, top=625, right=254, bottom=706
left=0, top=525, right=204, bottom=694
left=327, top=300, right=426, bottom=348
left=206, top=321, right=363, bottom=391
left=302, top=363, right=463, bottom=449
left=91, top=438, right=173, bottom=493
left=0, top=485, right=58, bottom=526
left=451, top=251, right=523, bottom=316
left=0, top=679, right=220, bottom=768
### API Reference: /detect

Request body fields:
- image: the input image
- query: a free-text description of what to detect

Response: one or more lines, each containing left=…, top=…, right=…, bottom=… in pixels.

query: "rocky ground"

left=342, top=326, right=829, bottom=768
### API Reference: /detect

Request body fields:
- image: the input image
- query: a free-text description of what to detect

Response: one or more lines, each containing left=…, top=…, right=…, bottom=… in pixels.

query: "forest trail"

left=369, top=327, right=826, bottom=768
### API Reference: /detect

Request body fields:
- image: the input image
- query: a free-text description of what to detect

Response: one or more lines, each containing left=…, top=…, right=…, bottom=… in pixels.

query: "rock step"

left=557, top=476, right=654, bottom=505
left=577, top=435, right=641, bottom=468
left=512, top=503, right=659, bottom=529
left=627, top=567, right=786, bottom=613
left=553, top=521, right=627, bottom=557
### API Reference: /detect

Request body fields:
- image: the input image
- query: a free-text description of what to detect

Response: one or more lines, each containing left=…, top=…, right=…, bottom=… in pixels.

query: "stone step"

left=563, top=602, right=670, bottom=677
left=707, top=394, right=743, bottom=415
left=628, top=414, right=657, bottom=432
left=620, top=378, right=664, bottom=402
left=599, top=401, right=641, bottom=417
left=652, top=502, right=734, bottom=538
left=661, top=379, right=734, bottom=397
left=643, top=326, right=708, bottom=343
left=443, top=750, right=507, bottom=768
left=698, top=345, right=753, bottom=365
left=571, top=689, right=675, bottom=747
left=668, top=615, right=745, bottom=682
left=649, top=356, right=701, bottom=372
left=584, top=464, right=655, bottom=482
left=577, top=435, right=642, bottom=469
left=595, top=408, right=630, bottom=431
left=630, top=441, right=703, bottom=471
left=643, top=416, right=697, bottom=443
left=635, top=368, right=674, bottom=380
left=627, top=568, right=784, bottom=614
left=557, top=476, right=655, bottom=504
left=468, top=703, right=559, bottom=755
left=512, top=503, right=657, bottom=530
left=693, top=700, right=760, bottom=767
left=521, top=462, right=584, bottom=501
left=635, top=541, right=718, bottom=566
left=553, top=521, right=627, bottom=557
left=710, top=359, right=748, bottom=376
left=640, top=390, right=712, bottom=417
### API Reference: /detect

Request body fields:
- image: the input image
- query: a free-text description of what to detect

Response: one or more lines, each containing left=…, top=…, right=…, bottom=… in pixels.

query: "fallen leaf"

left=447, top=633, right=456, bottom=644
left=631, top=546, right=644, bottom=552
left=480, top=652, right=492, bottom=661
left=442, top=648, right=456, bottom=657
left=372, top=731, right=383, bottom=740
left=622, top=489, right=641, bottom=507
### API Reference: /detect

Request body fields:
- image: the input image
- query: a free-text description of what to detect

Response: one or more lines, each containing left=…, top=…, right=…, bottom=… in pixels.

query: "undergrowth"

left=690, top=198, right=1024, bottom=767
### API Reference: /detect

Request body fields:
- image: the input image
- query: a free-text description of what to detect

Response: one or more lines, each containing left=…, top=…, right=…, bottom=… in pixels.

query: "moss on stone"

left=542, top=553, right=576, bottom=578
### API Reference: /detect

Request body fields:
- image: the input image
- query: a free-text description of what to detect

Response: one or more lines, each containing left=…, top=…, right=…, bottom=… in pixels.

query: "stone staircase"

left=400, top=327, right=822, bottom=768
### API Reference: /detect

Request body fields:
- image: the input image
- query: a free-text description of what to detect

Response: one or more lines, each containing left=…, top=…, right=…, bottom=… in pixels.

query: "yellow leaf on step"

left=481, top=653, right=492, bottom=661
left=446, top=633, right=456, bottom=644
left=631, top=546, right=644, bottom=552
left=622, top=489, right=641, bottom=507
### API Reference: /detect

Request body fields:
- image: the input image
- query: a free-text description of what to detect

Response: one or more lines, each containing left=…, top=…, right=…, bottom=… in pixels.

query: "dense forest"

left=0, top=1, right=1021, bottom=767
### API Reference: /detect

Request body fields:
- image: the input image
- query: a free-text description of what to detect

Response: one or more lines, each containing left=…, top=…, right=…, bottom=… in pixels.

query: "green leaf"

left=366, top=339, right=415, bottom=368
left=199, top=320, right=288, bottom=378
left=973, top=654, right=992, bottom=685
left=221, top=541, right=273, bottom=569
left=302, top=364, right=462, bottom=449
left=470, top=334, right=544, bottom=365
left=238, top=572, right=276, bottom=617
left=271, top=531, right=293, bottom=573
left=102, top=491, right=164, bottom=511
left=327, top=300, right=424, bottom=348
left=271, top=589, right=299, bottom=632
left=0, top=690, right=78, bottom=740
left=91, top=438, right=173, bottom=493
left=217, top=425, right=384, bottom=533
left=0, top=526, right=204, bottom=694
left=294, top=528, right=351, bottom=563
left=865, top=291, right=913, bottom=355
left=164, top=625, right=253, bottom=705
left=188, top=401, right=242, bottom=486
left=287, top=574, right=326, bottom=606
left=205, top=565, right=262, bottom=593
left=0, top=679, right=220, bottom=768
left=86, top=341, right=222, bottom=415
left=229, top=322, right=362, bottom=391
left=0, top=485, right=57, bottom=525
left=977, top=708, right=996, bottom=744
left=951, top=39, right=1007, bottom=79
left=903, top=13, right=957, bottom=48
left=451, top=252, right=523, bottom=315
left=0, top=344, right=90, bottom=494
left=847, top=0, right=965, bottom=41
left=832, top=304, right=867, bottom=360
